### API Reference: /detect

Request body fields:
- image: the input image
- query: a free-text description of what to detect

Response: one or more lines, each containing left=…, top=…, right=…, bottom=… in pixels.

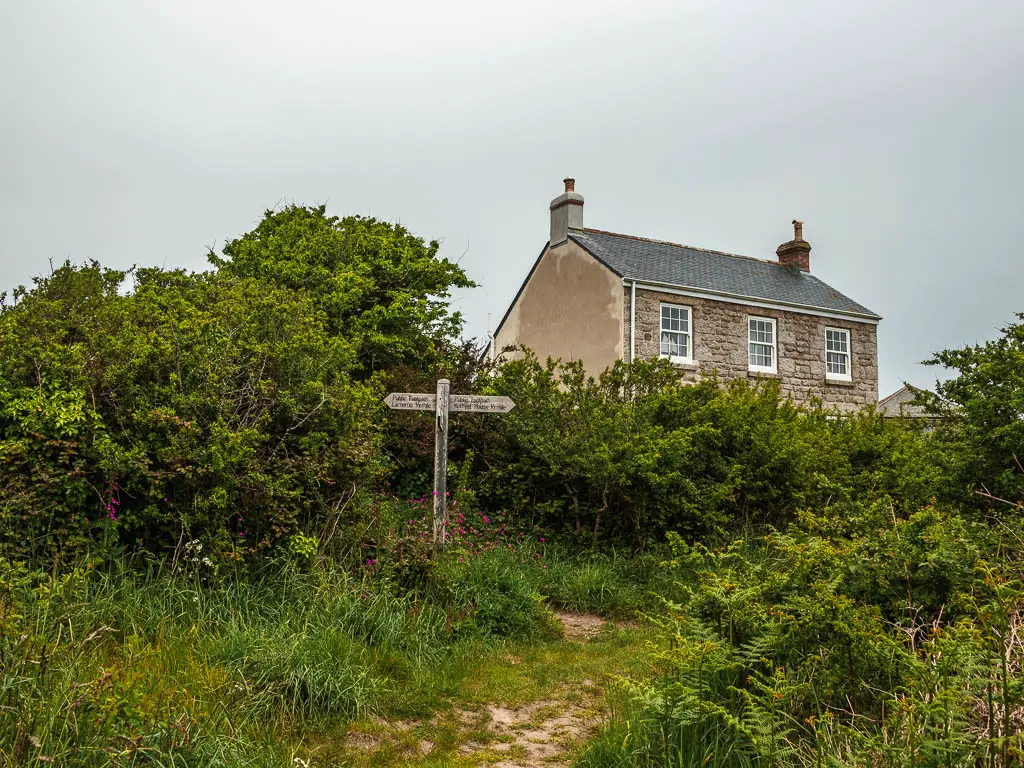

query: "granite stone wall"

left=627, top=287, right=878, bottom=410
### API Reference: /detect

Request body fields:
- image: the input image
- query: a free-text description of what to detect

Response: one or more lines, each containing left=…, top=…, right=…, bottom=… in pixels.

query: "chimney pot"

left=549, top=177, right=584, bottom=245
left=793, top=219, right=804, bottom=241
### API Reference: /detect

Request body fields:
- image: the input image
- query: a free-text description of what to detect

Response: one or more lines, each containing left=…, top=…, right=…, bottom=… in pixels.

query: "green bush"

left=0, top=205, right=474, bottom=567
left=538, top=549, right=674, bottom=618
left=579, top=510, right=1024, bottom=768
left=468, top=354, right=951, bottom=547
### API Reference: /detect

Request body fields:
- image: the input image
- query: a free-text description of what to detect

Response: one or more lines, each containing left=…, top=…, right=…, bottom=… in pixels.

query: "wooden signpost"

left=384, top=379, right=515, bottom=553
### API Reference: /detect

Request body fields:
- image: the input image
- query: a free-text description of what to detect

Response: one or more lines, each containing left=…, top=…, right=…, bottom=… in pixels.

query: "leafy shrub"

left=926, top=312, right=1024, bottom=502
left=0, top=206, right=474, bottom=567
left=580, top=510, right=1024, bottom=768
left=468, top=354, right=950, bottom=547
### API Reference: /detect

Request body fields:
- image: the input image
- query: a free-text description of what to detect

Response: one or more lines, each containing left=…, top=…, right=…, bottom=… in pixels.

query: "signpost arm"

left=432, top=378, right=450, bottom=554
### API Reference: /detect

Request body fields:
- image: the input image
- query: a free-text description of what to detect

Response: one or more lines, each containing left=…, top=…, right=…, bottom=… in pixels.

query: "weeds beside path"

left=330, top=610, right=653, bottom=768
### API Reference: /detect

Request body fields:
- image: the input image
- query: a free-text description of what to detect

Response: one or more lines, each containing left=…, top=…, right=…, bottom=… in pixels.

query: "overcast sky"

left=2, top=1, right=1022, bottom=396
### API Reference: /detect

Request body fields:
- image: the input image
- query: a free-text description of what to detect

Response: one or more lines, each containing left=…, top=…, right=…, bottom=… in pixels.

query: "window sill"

left=825, top=376, right=855, bottom=387
left=661, top=355, right=699, bottom=371
left=747, top=369, right=779, bottom=379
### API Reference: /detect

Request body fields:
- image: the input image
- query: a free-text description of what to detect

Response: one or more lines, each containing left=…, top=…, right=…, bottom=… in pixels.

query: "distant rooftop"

left=877, top=385, right=931, bottom=418
left=572, top=229, right=880, bottom=320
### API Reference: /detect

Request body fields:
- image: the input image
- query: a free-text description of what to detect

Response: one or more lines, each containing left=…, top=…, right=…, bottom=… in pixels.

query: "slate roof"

left=572, top=229, right=880, bottom=320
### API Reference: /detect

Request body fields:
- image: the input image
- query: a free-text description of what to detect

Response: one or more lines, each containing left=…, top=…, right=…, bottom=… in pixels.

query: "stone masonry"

left=627, top=287, right=878, bottom=410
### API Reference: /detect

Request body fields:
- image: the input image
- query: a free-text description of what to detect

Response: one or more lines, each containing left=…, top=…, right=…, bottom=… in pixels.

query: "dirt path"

left=340, top=610, right=642, bottom=767
left=453, top=612, right=609, bottom=767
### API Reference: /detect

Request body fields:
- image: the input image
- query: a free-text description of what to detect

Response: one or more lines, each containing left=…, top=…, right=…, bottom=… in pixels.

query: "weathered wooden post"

left=384, top=381, right=515, bottom=555
left=432, top=378, right=450, bottom=554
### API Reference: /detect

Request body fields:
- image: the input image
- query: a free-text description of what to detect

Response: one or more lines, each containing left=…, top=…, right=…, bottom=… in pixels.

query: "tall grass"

left=2, top=537, right=689, bottom=766
left=0, top=550, right=564, bottom=766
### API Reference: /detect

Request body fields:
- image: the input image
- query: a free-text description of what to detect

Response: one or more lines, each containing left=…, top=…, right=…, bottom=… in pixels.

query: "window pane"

left=826, top=329, right=848, bottom=353
left=749, top=342, right=773, bottom=368
left=661, top=331, right=689, bottom=358
left=662, top=306, right=689, bottom=330
left=827, top=352, right=847, bottom=375
left=750, top=346, right=764, bottom=368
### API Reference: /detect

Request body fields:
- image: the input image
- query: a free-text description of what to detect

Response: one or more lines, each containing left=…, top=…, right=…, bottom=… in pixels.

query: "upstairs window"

left=660, top=303, right=692, bottom=362
left=826, top=327, right=852, bottom=380
left=748, top=317, right=777, bottom=373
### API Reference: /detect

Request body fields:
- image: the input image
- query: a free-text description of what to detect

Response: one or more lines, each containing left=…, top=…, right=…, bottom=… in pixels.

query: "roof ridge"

left=582, top=227, right=783, bottom=268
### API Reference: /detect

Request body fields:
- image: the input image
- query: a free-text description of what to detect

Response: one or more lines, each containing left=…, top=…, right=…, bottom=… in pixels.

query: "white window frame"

left=825, top=327, right=852, bottom=381
left=747, top=316, right=777, bottom=374
left=659, top=302, right=694, bottom=364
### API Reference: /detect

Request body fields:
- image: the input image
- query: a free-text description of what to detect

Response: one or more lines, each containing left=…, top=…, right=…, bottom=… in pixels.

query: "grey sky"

left=2, top=1, right=1022, bottom=396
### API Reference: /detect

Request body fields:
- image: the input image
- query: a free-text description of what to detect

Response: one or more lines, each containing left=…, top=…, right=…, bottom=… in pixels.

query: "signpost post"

left=432, top=379, right=449, bottom=552
left=384, top=380, right=515, bottom=554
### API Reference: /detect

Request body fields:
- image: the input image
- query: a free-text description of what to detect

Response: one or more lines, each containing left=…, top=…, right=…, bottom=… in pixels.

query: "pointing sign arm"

left=384, top=392, right=514, bottom=413
left=448, top=395, right=515, bottom=413
left=384, top=392, right=437, bottom=410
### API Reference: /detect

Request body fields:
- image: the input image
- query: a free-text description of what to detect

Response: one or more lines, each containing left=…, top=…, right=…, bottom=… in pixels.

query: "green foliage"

left=470, top=354, right=947, bottom=546
left=580, top=508, right=1024, bottom=768
left=0, top=559, right=286, bottom=766
left=430, top=548, right=558, bottom=639
left=927, top=312, right=1024, bottom=501
left=210, top=205, right=475, bottom=377
left=0, top=262, right=382, bottom=563
left=538, top=549, right=675, bottom=618
left=0, top=205, right=476, bottom=566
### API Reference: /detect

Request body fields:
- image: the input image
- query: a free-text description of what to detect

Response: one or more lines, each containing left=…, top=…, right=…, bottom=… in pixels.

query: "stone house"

left=493, top=179, right=881, bottom=410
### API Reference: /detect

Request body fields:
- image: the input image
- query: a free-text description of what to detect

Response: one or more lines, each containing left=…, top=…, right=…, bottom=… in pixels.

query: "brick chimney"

left=549, top=177, right=584, bottom=245
left=777, top=219, right=811, bottom=272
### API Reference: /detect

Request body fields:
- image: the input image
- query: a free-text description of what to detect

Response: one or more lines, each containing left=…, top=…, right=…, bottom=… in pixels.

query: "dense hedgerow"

left=462, top=353, right=953, bottom=546
left=0, top=206, right=473, bottom=565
